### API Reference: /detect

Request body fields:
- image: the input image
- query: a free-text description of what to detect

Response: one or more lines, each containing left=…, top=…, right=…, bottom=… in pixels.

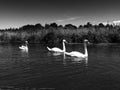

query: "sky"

left=0, top=0, right=120, bottom=29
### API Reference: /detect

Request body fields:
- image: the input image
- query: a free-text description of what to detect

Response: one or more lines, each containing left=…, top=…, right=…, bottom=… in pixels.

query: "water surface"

left=0, top=43, right=120, bottom=90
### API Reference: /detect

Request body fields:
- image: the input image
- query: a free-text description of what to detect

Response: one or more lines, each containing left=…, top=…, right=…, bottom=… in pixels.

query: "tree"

left=78, top=25, right=83, bottom=29
left=35, top=23, right=44, bottom=29
left=58, top=25, right=64, bottom=29
left=98, top=23, right=105, bottom=28
left=50, top=22, right=58, bottom=28
left=84, top=22, right=92, bottom=28
left=45, top=24, right=50, bottom=29
left=64, top=24, right=77, bottom=29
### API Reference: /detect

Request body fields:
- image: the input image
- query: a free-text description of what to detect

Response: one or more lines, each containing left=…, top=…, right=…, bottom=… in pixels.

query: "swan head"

left=25, top=41, right=28, bottom=44
left=84, top=39, right=88, bottom=42
left=84, top=39, right=90, bottom=44
left=63, top=39, right=67, bottom=43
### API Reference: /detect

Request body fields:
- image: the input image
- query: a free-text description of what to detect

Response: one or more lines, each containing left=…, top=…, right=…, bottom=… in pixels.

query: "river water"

left=0, top=43, right=120, bottom=90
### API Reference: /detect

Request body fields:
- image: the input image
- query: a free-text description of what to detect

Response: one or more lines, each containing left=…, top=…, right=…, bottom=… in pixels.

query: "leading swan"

left=65, top=39, right=89, bottom=58
left=19, top=41, right=28, bottom=51
left=47, top=39, right=67, bottom=53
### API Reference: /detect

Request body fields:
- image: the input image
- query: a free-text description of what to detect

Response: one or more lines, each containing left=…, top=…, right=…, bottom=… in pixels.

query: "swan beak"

left=65, top=41, right=68, bottom=43
left=26, top=41, right=28, bottom=44
left=88, top=41, right=90, bottom=44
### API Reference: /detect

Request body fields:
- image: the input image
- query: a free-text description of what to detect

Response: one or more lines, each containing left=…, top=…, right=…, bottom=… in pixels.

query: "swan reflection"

left=71, top=57, right=88, bottom=66
left=20, top=49, right=29, bottom=57
left=47, top=52, right=63, bottom=56
left=63, top=52, right=67, bottom=65
left=52, top=52, right=63, bottom=56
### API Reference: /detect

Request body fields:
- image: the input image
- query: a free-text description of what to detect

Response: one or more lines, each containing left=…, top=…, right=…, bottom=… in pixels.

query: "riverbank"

left=0, top=23, right=120, bottom=44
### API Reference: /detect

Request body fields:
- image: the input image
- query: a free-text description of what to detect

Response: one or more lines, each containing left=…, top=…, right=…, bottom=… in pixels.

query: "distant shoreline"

left=0, top=22, right=120, bottom=44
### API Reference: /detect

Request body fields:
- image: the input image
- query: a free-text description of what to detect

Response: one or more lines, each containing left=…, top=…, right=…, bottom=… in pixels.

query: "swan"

left=47, top=39, right=67, bottom=53
left=65, top=39, right=89, bottom=58
left=19, top=41, right=28, bottom=50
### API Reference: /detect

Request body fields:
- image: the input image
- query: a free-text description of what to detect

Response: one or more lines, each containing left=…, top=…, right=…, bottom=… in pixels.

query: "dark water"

left=0, top=43, right=120, bottom=90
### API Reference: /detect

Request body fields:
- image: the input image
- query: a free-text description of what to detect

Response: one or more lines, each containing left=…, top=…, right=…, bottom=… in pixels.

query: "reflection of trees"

left=71, top=57, right=88, bottom=66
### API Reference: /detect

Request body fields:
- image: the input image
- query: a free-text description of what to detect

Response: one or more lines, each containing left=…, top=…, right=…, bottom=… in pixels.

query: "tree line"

left=0, top=22, right=120, bottom=44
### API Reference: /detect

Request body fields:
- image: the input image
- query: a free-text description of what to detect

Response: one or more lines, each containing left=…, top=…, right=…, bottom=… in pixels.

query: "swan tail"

left=19, top=47, right=22, bottom=49
left=47, top=47, right=51, bottom=51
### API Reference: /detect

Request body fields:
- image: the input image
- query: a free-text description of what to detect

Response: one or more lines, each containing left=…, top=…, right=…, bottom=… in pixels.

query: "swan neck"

left=84, top=42, right=88, bottom=57
left=25, top=43, right=28, bottom=47
left=63, top=41, right=66, bottom=52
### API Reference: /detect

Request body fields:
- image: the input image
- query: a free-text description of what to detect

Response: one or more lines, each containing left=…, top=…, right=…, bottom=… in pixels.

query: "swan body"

left=65, top=39, right=88, bottom=58
left=47, top=47, right=63, bottom=52
left=65, top=51, right=86, bottom=58
left=19, top=41, right=28, bottom=50
left=19, top=45, right=28, bottom=50
left=47, top=39, right=67, bottom=53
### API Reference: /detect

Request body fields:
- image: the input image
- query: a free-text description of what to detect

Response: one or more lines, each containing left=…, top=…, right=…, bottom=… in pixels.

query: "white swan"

left=47, top=39, right=67, bottom=53
left=19, top=41, right=28, bottom=51
left=65, top=39, right=89, bottom=58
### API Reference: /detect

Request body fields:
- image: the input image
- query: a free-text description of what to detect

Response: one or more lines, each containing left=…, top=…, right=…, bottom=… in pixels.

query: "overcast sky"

left=0, top=0, right=120, bottom=29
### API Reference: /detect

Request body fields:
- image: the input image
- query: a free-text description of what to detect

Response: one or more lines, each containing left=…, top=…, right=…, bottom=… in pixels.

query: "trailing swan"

left=19, top=41, right=28, bottom=51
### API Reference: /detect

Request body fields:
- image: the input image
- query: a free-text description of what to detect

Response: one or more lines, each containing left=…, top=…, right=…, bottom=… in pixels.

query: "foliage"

left=0, top=22, right=120, bottom=44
